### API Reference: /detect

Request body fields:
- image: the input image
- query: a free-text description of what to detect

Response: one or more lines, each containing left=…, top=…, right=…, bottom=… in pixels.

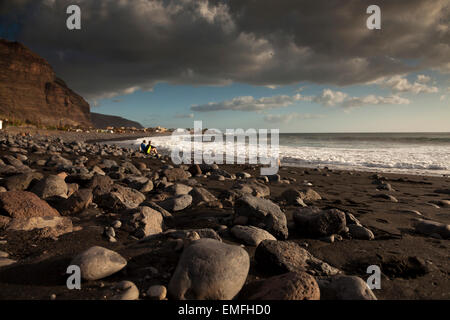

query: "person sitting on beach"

left=146, top=141, right=158, bottom=156
left=140, top=140, right=147, bottom=153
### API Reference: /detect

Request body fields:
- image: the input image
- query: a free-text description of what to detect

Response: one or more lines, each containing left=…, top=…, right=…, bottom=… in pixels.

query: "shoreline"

left=101, top=135, right=450, bottom=178
left=7, top=127, right=445, bottom=180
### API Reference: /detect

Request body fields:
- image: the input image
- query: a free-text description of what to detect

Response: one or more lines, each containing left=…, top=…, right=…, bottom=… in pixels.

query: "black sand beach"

left=0, top=128, right=449, bottom=300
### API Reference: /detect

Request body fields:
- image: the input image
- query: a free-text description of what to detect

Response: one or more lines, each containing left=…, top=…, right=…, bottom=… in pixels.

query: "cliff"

left=0, top=39, right=92, bottom=128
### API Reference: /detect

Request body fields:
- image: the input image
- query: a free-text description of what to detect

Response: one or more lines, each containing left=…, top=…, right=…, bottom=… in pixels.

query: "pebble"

left=147, top=285, right=167, bottom=300
left=111, top=281, right=140, bottom=300
left=348, top=225, right=375, bottom=240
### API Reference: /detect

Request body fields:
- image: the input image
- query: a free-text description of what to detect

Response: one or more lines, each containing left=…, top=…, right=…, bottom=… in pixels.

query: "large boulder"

left=158, top=194, right=192, bottom=212
left=231, top=225, right=276, bottom=246
left=125, top=206, right=164, bottom=238
left=317, top=275, right=377, bottom=300
left=47, top=155, right=72, bottom=168
left=89, top=175, right=114, bottom=191
left=31, top=175, right=68, bottom=199
left=54, top=188, right=93, bottom=215
left=300, top=188, right=322, bottom=203
left=7, top=216, right=73, bottom=238
left=281, top=188, right=321, bottom=205
left=120, top=162, right=142, bottom=175
left=123, top=175, right=153, bottom=193
left=414, top=219, right=450, bottom=239
left=0, top=191, right=60, bottom=218
left=234, top=195, right=288, bottom=240
left=4, top=172, right=43, bottom=191
left=255, top=240, right=340, bottom=276
left=348, top=224, right=375, bottom=240
left=66, top=171, right=94, bottom=185
left=2, top=155, right=23, bottom=168
left=163, top=168, right=191, bottom=182
left=100, top=159, right=118, bottom=169
left=144, top=201, right=173, bottom=218
left=280, top=188, right=307, bottom=206
left=189, top=187, right=218, bottom=205
left=166, top=183, right=193, bottom=196
left=231, top=180, right=270, bottom=198
left=294, top=207, right=346, bottom=237
left=168, top=238, right=250, bottom=300
left=96, top=185, right=145, bottom=210
left=0, top=164, right=18, bottom=176
left=240, top=272, right=320, bottom=300
left=71, top=246, right=127, bottom=281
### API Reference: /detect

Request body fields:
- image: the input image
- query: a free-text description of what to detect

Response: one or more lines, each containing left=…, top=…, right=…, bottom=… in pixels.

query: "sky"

left=1, top=0, right=449, bottom=132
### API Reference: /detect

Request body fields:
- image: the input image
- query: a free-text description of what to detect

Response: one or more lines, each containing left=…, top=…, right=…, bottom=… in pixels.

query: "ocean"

left=114, top=132, right=450, bottom=176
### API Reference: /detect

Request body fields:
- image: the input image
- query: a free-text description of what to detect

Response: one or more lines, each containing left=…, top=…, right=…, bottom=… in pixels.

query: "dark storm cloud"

left=2, top=0, right=449, bottom=100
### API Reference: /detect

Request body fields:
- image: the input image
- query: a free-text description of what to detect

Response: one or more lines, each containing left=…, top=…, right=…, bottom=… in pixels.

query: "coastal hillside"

left=91, top=112, right=143, bottom=129
left=0, top=39, right=92, bottom=128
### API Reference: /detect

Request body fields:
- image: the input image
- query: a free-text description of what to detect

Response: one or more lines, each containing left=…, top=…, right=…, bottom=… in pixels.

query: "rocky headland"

left=0, top=39, right=143, bottom=130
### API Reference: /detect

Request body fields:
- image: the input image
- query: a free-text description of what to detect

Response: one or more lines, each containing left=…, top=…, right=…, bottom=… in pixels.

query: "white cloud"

left=374, top=75, right=438, bottom=94
left=191, top=89, right=409, bottom=113
left=343, top=95, right=410, bottom=109
left=313, top=89, right=348, bottom=107
left=416, top=74, right=431, bottom=83
left=264, top=113, right=324, bottom=123
left=191, top=95, right=299, bottom=112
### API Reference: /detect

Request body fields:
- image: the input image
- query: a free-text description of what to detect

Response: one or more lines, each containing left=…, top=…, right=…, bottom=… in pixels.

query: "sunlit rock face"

left=0, top=39, right=92, bottom=128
